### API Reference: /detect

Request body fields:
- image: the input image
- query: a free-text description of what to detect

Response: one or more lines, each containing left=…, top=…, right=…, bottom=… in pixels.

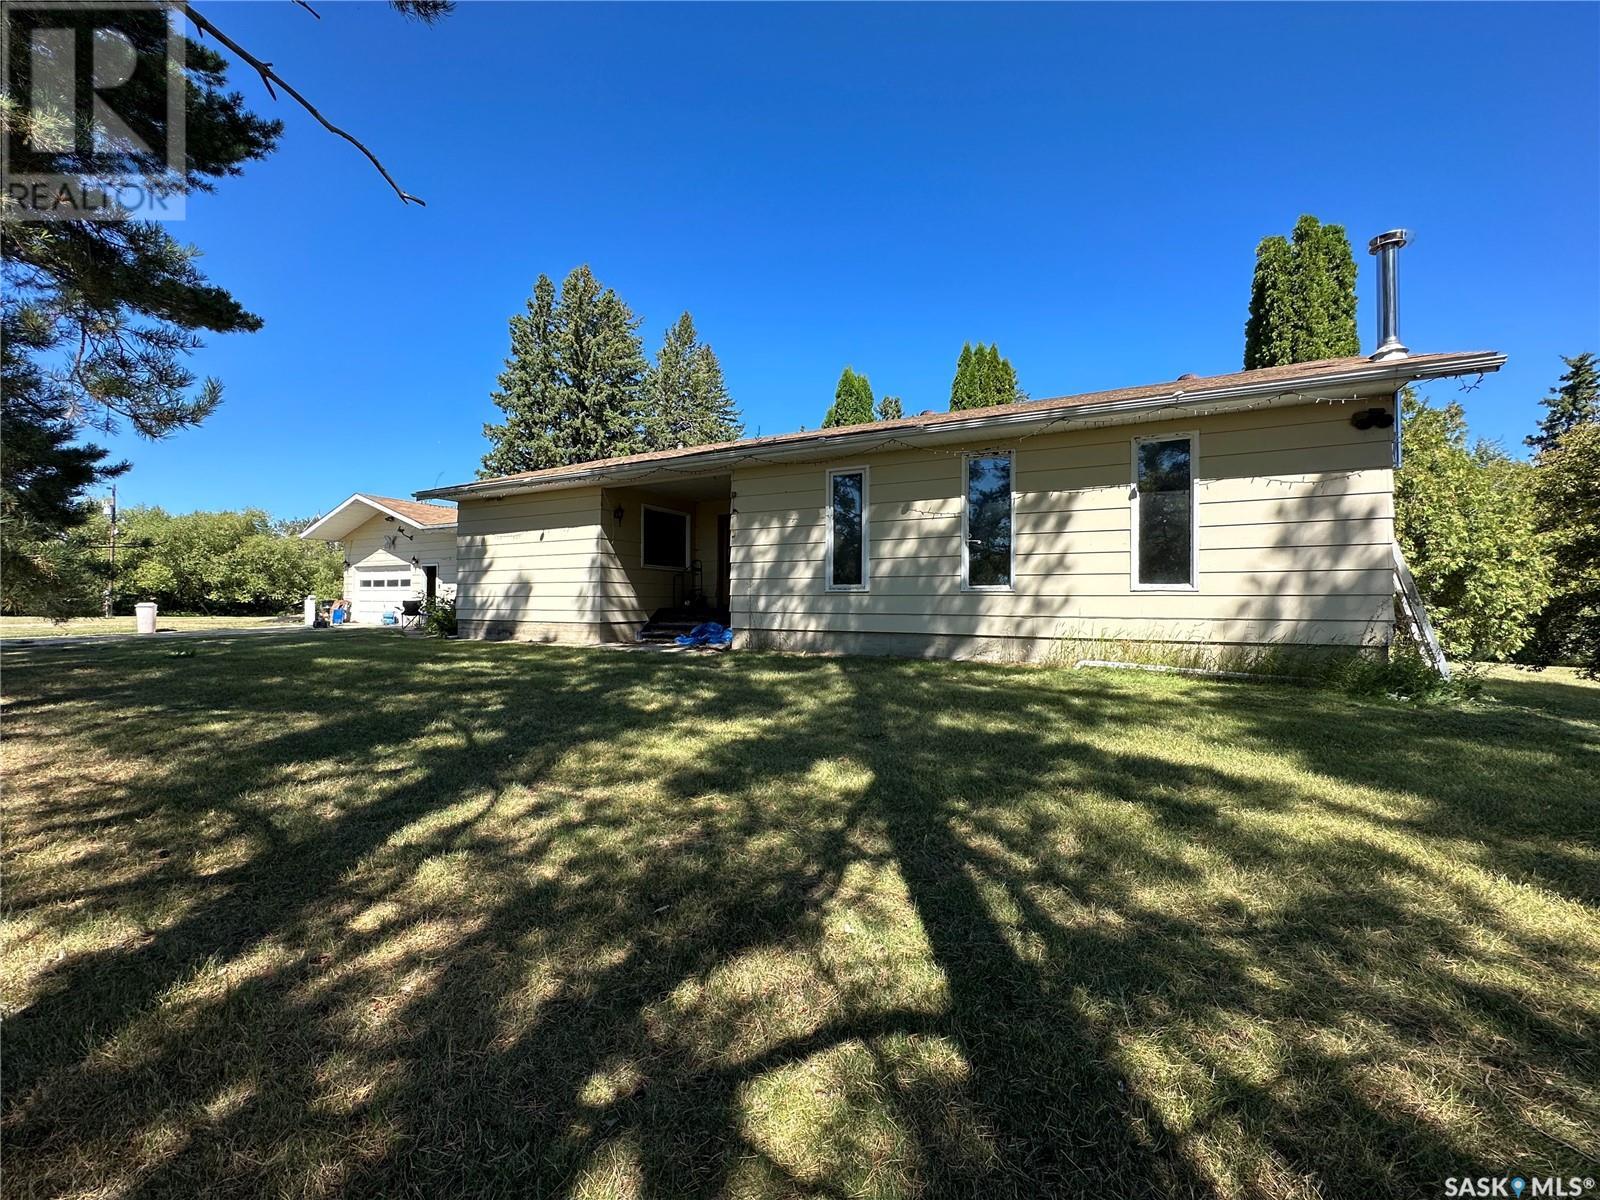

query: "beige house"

left=300, top=493, right=457, bottom=624
left=417, top=349, right=1503, bottom=661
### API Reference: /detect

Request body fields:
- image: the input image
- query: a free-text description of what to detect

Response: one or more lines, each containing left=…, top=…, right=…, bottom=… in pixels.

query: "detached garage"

left=300, top=493, right=457, bottom=623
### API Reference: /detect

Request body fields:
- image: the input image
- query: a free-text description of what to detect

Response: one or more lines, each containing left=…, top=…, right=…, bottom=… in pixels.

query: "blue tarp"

left=675, top=621, right=734, bottom=648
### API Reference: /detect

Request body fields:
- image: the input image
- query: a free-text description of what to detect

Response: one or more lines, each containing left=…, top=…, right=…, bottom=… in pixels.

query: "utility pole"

left=102, top=485, right=118, bottom=617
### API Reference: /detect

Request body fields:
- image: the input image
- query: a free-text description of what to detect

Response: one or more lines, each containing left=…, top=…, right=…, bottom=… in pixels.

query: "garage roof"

left=299, top=493, right=456, bottom=542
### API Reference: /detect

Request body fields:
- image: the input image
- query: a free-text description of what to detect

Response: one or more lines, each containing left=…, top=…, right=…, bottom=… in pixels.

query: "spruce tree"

left=878, top=395, right=904, bottom=421
left=481, top=266, right=648, bottom=474
left=1242, top=215, right=1360, bottom=368
left=823, top=368, right=876, bottom=428
left=689, top=343, right=742, bottom=443
left=1527, top=352, right=1599, bottom=454
left=643, top=313, right=743, bottom=449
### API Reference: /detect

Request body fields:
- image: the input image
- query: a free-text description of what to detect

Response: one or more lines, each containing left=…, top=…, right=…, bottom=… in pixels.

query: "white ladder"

left=1393, top=543, right=1450, bottom=679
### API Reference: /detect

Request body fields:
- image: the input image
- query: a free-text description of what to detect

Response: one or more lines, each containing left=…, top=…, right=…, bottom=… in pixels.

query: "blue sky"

left=102, top=2, right=1599, bottom=519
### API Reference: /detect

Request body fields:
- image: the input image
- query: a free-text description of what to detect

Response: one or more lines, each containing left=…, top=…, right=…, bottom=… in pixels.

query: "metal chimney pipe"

left=1367, top=229, right=1410, bottom=361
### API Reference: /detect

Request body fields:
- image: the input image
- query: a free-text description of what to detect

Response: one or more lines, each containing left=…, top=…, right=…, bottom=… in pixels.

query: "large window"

left=963, top=453, right=1013, bottom=590
left=642, top=504, right=690, bottom=570
left=1133, top=434, right=1196, bottom=589
left=826, top=468, right=868, bottom=590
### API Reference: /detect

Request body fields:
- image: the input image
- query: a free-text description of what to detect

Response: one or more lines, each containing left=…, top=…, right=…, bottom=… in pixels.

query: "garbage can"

left=135, top=602, right=158, bottom=634
left=304, top=594, right=317, bottom=627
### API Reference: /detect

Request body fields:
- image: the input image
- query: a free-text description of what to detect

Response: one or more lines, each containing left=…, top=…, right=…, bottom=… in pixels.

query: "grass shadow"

left=3, top=637, right=1596, bottom=1197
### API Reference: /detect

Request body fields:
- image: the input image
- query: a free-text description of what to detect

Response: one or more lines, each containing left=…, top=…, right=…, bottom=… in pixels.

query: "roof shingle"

left=422, top=350, right=1498, bottom=498
left=361, top=494, right=456, bottom=526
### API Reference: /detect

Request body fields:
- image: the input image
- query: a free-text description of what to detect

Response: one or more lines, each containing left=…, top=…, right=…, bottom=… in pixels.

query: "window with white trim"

left=641, top=504, right=690, bottom=570
left=826, top=468, right=868, bottom=590
left=1132, top=434, right=1196, bottom=589
left=963, top=453, right=1013, bottom=590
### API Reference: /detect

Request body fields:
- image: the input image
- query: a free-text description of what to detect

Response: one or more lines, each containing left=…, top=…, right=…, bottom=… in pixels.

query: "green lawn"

left=0, top=613, right=299, bottom=640
left=2, top=636, right=1596, bottom=1199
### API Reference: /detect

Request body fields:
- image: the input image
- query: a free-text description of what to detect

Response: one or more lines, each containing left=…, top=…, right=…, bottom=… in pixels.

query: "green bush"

left=420, top=595, right=457, bottom=638
left=1523, top=421, right=1600, bottom=676
left=1395, top=392, right=1551, bottom=660
left=1319, top=642, right=1483, bottom=704
left=80, top=507, right=345, bottom=615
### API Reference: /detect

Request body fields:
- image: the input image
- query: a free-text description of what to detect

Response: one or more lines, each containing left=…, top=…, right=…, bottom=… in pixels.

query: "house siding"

left=456, top=486, right=733, bottom=642
left=729, top=402, right=1395, bottom=660
left=342, top=515, right=457, bottom=607
left=455, top=487, right=619, bottom=640
left=599, top=487, right=687, bottom=619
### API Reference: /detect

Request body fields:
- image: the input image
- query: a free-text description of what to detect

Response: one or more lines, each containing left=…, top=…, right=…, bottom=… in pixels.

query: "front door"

left=423, top=564, right=438, bottom=602
left=715, top=514, right=732, bottom=613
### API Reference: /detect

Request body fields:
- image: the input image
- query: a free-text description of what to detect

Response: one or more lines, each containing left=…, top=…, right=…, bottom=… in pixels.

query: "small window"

left=826, top=468, right=868, bottom=590
left=1133, top=434, right=1196, bottom=589
left=642, top=505, right=690, bottom=570
left=964, top=453, right=1013, bottom=590
left=359, top=579, right=372, bottom=588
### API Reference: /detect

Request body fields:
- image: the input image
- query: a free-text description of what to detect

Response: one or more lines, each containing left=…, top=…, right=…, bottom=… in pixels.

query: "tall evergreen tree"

left=984, top=344, right=1023, bottom=403
left=0, top=339, right=126, bottom=615
left=643, top=313, right=743, bottom=449
left=823, top=367, right=876, bottom=428
left=690, top=343, right=741, bottom=442
left=951, top=343, right=980, bottom=410
left=1526, top=352, right=1599, bottom=454
left=1242, top=215, right=1360, bottom=368
left=1, top=2, right=447, bottom=612
left=2, top=5, right=275, bottom=612
left=481, top=267, right=649, bottom=475
left=877, top=395, right=904, bottom=421
left=950, top=342, right=1022, bottom=410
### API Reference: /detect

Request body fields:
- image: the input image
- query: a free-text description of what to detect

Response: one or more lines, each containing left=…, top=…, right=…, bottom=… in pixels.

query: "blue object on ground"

left=382, top=611, right=399, bottom=626
left=331, top=609, right=346, bottom=625
left=675, top=621, right=733, bottom=647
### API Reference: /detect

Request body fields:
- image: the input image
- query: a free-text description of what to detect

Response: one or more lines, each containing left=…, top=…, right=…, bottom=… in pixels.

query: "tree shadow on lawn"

left=1178, top=677, right=1600, bottom=908
left=2, top=640, right=1596, bottom=1198
left=1476, top=667, right=1600, bottom=726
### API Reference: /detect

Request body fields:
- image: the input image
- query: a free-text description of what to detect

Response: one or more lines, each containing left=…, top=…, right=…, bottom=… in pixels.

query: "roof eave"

left=300, top=493, right=456, bottom=540
left=419, top=351, right=1505, bottom=502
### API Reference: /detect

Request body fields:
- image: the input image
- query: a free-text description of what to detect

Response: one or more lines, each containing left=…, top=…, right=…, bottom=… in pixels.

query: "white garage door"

left=353, top=569, right=413, bottom=623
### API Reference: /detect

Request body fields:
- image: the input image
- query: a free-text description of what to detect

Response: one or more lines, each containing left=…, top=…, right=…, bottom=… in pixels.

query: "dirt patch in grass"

left=3, top=638, right=1596, bottom=1198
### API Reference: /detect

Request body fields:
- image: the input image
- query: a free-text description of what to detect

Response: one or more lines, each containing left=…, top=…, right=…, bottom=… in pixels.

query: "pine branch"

left=180, top=3, right=425, bottom=206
